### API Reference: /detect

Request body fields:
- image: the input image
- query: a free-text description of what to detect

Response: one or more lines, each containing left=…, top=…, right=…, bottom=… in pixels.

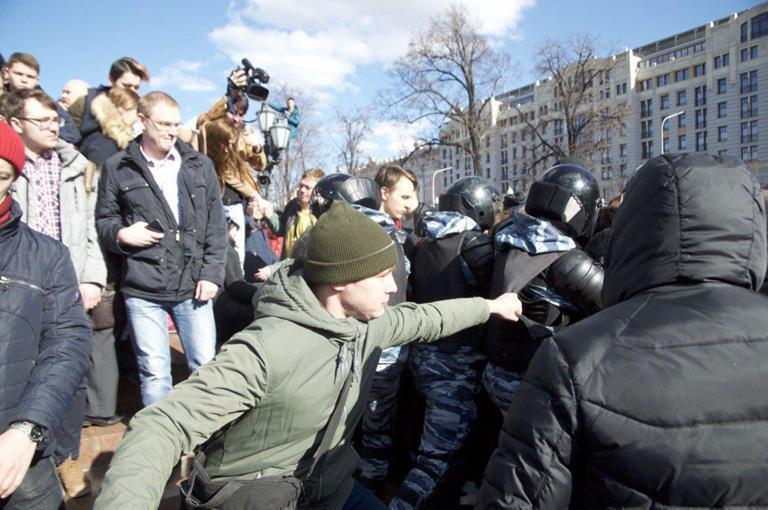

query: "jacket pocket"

left=123, top=247, right=166, bottom=292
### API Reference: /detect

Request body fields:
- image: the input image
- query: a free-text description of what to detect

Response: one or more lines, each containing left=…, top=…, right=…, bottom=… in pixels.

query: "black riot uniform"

left=390, top=177, right=500, bottom=510
left=483, top=162, right=605, bottom=414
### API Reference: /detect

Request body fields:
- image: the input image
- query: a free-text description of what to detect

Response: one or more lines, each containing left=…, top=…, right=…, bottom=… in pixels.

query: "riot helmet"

left=309, top=173, right=381, bottom=218
left=525, top=160, right=600, bottom=241
left=438, top=176, right=502, bottom=230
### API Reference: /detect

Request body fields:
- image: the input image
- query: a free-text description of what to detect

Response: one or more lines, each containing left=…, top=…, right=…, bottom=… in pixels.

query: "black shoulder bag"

left=181, top=365, right=355, bottom=510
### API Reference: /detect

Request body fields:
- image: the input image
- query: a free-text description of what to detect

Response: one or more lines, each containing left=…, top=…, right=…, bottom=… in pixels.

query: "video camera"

left=239, top=58, right=270, bottom=101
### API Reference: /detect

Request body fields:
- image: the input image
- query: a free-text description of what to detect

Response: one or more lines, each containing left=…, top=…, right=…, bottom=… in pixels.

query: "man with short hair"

left=68, top=57, right=149, bottom=142
left=2, top=52, right=80, bottom=144
left=376, top=164, right=419, bottom=227
left=58, top=79, right=90, bottom=110
left=0, top=119, right=91, bottom=510
left=280, top=167, right=325, bottom=258
left=96, top=91, right=227, bottom=407
left=4, top=88, right=107, bottom=498
left=94, top=200, right=523, bottom=509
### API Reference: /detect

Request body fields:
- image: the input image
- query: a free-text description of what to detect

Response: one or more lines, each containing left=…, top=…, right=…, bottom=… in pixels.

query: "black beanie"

left=304, top=201, right=397, bottom=284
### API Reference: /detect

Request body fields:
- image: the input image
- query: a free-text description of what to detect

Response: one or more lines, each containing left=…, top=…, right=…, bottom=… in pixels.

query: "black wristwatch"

left=9, top=421, right=45, bottom=444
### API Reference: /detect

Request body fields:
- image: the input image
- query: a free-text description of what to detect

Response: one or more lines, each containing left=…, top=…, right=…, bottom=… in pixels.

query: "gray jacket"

left=12, top=140, right=106, bottom=287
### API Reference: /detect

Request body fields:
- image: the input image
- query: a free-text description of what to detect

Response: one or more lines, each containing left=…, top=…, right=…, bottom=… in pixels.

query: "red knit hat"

left=0, top=120, right=26, bottom=177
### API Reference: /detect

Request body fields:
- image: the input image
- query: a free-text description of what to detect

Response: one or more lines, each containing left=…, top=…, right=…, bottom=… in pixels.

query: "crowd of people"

left=1, top=49, right=767, bottom=510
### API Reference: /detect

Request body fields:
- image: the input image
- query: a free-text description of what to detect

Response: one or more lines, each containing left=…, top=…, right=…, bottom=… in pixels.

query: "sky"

left=0, top=0, right=758, bottom=166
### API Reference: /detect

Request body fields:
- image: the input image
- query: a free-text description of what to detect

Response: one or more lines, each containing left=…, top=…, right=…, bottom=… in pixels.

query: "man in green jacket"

left=94, top=201, right=522, bottom=510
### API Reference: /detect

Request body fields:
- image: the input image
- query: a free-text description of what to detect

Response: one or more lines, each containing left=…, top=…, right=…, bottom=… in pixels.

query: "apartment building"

left=434, top=2, right=768, bottom=200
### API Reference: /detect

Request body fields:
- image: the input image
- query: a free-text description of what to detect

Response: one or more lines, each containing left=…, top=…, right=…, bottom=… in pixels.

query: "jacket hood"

left=604, top=153, right=766, bottom=306
left=253, top=260, right=361, bottom=342
left=90, top=94, right=136, bottom=149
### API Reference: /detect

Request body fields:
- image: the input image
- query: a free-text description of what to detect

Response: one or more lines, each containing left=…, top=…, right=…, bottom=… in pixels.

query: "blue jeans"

left=0, top=457, right=64, bottom=510
left=342, top=481, right=386, bottom=510
left=125, top=297, right=216, bottom=405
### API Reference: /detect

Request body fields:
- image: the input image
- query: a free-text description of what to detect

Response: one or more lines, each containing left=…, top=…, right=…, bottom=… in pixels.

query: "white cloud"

left=150, top=60, right=217, bottom=92
left=360, top=118, right=432, bottom=159
left=209, top=0, right=536, bottom=99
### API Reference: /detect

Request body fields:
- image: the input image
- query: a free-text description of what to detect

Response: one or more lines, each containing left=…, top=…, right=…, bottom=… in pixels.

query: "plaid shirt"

left=23, top=150, right=62, bottom=240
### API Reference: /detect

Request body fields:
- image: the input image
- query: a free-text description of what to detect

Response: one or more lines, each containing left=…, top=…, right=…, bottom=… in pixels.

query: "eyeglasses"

left=18, top=116, right=62, bottom=130
left=145, top=117, right=181, bottom=133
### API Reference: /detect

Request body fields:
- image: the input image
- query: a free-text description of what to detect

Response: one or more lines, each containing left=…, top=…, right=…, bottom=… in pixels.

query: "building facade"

left=432, top=2, right=768, bottom=199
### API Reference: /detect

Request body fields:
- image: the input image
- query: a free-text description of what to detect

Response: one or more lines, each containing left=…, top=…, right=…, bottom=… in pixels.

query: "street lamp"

left=257, top=102, right=291, bottom=164
left=660, top=111, right=684, bottom=154
left=431, top=166, right=452, bottom=205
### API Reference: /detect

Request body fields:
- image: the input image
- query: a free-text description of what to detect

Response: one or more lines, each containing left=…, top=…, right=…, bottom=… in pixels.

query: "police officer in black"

left=482, top=160, right=605, bottom=415
left=390, top=177, right=499, bottom=510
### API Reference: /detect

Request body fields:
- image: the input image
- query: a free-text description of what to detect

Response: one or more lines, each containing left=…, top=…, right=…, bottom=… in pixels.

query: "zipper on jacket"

left=0, top=275, right=44, bottom=293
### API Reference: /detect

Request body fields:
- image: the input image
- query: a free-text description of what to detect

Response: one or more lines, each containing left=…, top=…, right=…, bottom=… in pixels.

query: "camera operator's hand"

left=228, top=68, right=248, bottom=90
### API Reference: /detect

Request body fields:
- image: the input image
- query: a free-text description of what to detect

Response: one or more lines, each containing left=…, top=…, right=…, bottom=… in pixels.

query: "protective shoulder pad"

left=548, top=249, right=604, bottom=314
left=460, top=231, right=495, bottom=288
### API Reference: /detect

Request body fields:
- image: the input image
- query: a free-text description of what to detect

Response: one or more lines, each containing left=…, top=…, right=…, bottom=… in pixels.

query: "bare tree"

left=512, top=33, right=629, bottom=182
left=265, top=85, right=326, bottom=207
left=332, top=107, right=370, bottom=175
left=381, top=3, right=510, bottom=176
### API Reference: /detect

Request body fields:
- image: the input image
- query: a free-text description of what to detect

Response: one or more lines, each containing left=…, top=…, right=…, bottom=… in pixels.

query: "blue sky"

left=0, top=0, right=757, bottom=164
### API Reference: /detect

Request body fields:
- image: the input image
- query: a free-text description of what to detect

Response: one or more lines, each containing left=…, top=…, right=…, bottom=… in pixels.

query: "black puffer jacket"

left=95, top=138, right=227, bottom=301
left=477, top=154, right=768, bottom=509
left=0, top=202, right=91, bottom=457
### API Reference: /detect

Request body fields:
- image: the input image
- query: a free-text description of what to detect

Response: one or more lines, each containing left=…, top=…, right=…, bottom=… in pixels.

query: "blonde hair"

left=137, top=91, right=178, bottom=117
left=108, top=87, right=139, bottom=111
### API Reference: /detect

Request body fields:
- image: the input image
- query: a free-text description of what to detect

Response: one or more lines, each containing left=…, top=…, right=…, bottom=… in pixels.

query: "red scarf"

left=0, top=194, right=12, bottom=227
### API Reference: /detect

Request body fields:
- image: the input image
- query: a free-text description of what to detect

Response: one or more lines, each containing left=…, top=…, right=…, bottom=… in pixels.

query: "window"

left=677, top=90, right=687, bottom=106
left=741, top=120, right=759, bottom=143
left=693, top=63, right=706, bottom=77
left=675, top=68, right=690, bottom=82
left=741, top=70, right=758, bottom=93
left=679, top=134, right=687, bottom=150
left=662, top=137, right=670, bottom=153
left=619, top=143, right=627, bottom=158
left=718, top=149, right=728, bottom=157
left=657, top=74, right=670, bottom=87
left=695, top=131, right=707, bottom=152
left=695, top=109, right=707, bottom=129
left=642, top=140, right=654, bottom=159
left=718, top=126, right=727, bottom=142
left=641, top=98, right=653, bottom=118
left=752, top=12, right=768, bottom=39
left=741, top=95, right=758, bottom=118
left=718, top=101, right=727, bottom=118
left=742, top=22, right=749, bottom=43
left=714, top=55, right=721, bottom=69
left=638, top=78, right=652, bottom=92
left=620, top=163, right=627, bottom=177
left=694, top=86, right=706, bottom=106
left=722, top=53, right=730, bottom=66
left=751, top=45, right=759, bottom=59
left=717, top=78, right=727, bottom=95
left=741, top=48, right=750, bottom=62
left=615, top=82, right=627, bottom=95
left=641, top=120, right=653, bottom=139
left=486, top=153, right=490, bottom=163
left=678, top=112, right=687, bottom=128
left=742, top=146, right=750, bottom=161
left=660, top=94, right=670, bottom=110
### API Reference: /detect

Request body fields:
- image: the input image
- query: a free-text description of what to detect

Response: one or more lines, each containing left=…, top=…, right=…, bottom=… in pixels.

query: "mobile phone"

left=146, top=219, right=165, bottom=233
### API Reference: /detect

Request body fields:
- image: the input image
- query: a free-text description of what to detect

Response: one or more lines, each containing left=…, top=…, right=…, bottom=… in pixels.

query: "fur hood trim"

left=90, top=94, right=134, bottom=149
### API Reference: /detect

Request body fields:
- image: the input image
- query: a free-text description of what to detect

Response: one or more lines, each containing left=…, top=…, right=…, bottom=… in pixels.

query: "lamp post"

left=431, top=166, right=452, bottom=205
left=660, top=111, right=684, bottom=154
left=257, top=102, right=291, bottom=165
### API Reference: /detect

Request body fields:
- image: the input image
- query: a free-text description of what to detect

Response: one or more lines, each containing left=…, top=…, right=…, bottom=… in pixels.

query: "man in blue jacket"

left=0, top=120, right=92, bottom=509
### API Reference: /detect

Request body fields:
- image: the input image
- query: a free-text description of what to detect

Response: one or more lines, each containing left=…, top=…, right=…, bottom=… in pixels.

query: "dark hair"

left=109, top=57, right=149, bottom=82
left=7, top=52, right=39, bottom=74
left=1, top=89, right=57, bottom=120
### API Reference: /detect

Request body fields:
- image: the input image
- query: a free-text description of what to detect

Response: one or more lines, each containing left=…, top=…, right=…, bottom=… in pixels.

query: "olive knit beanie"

left=304, top=201, right=397, bottom=284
